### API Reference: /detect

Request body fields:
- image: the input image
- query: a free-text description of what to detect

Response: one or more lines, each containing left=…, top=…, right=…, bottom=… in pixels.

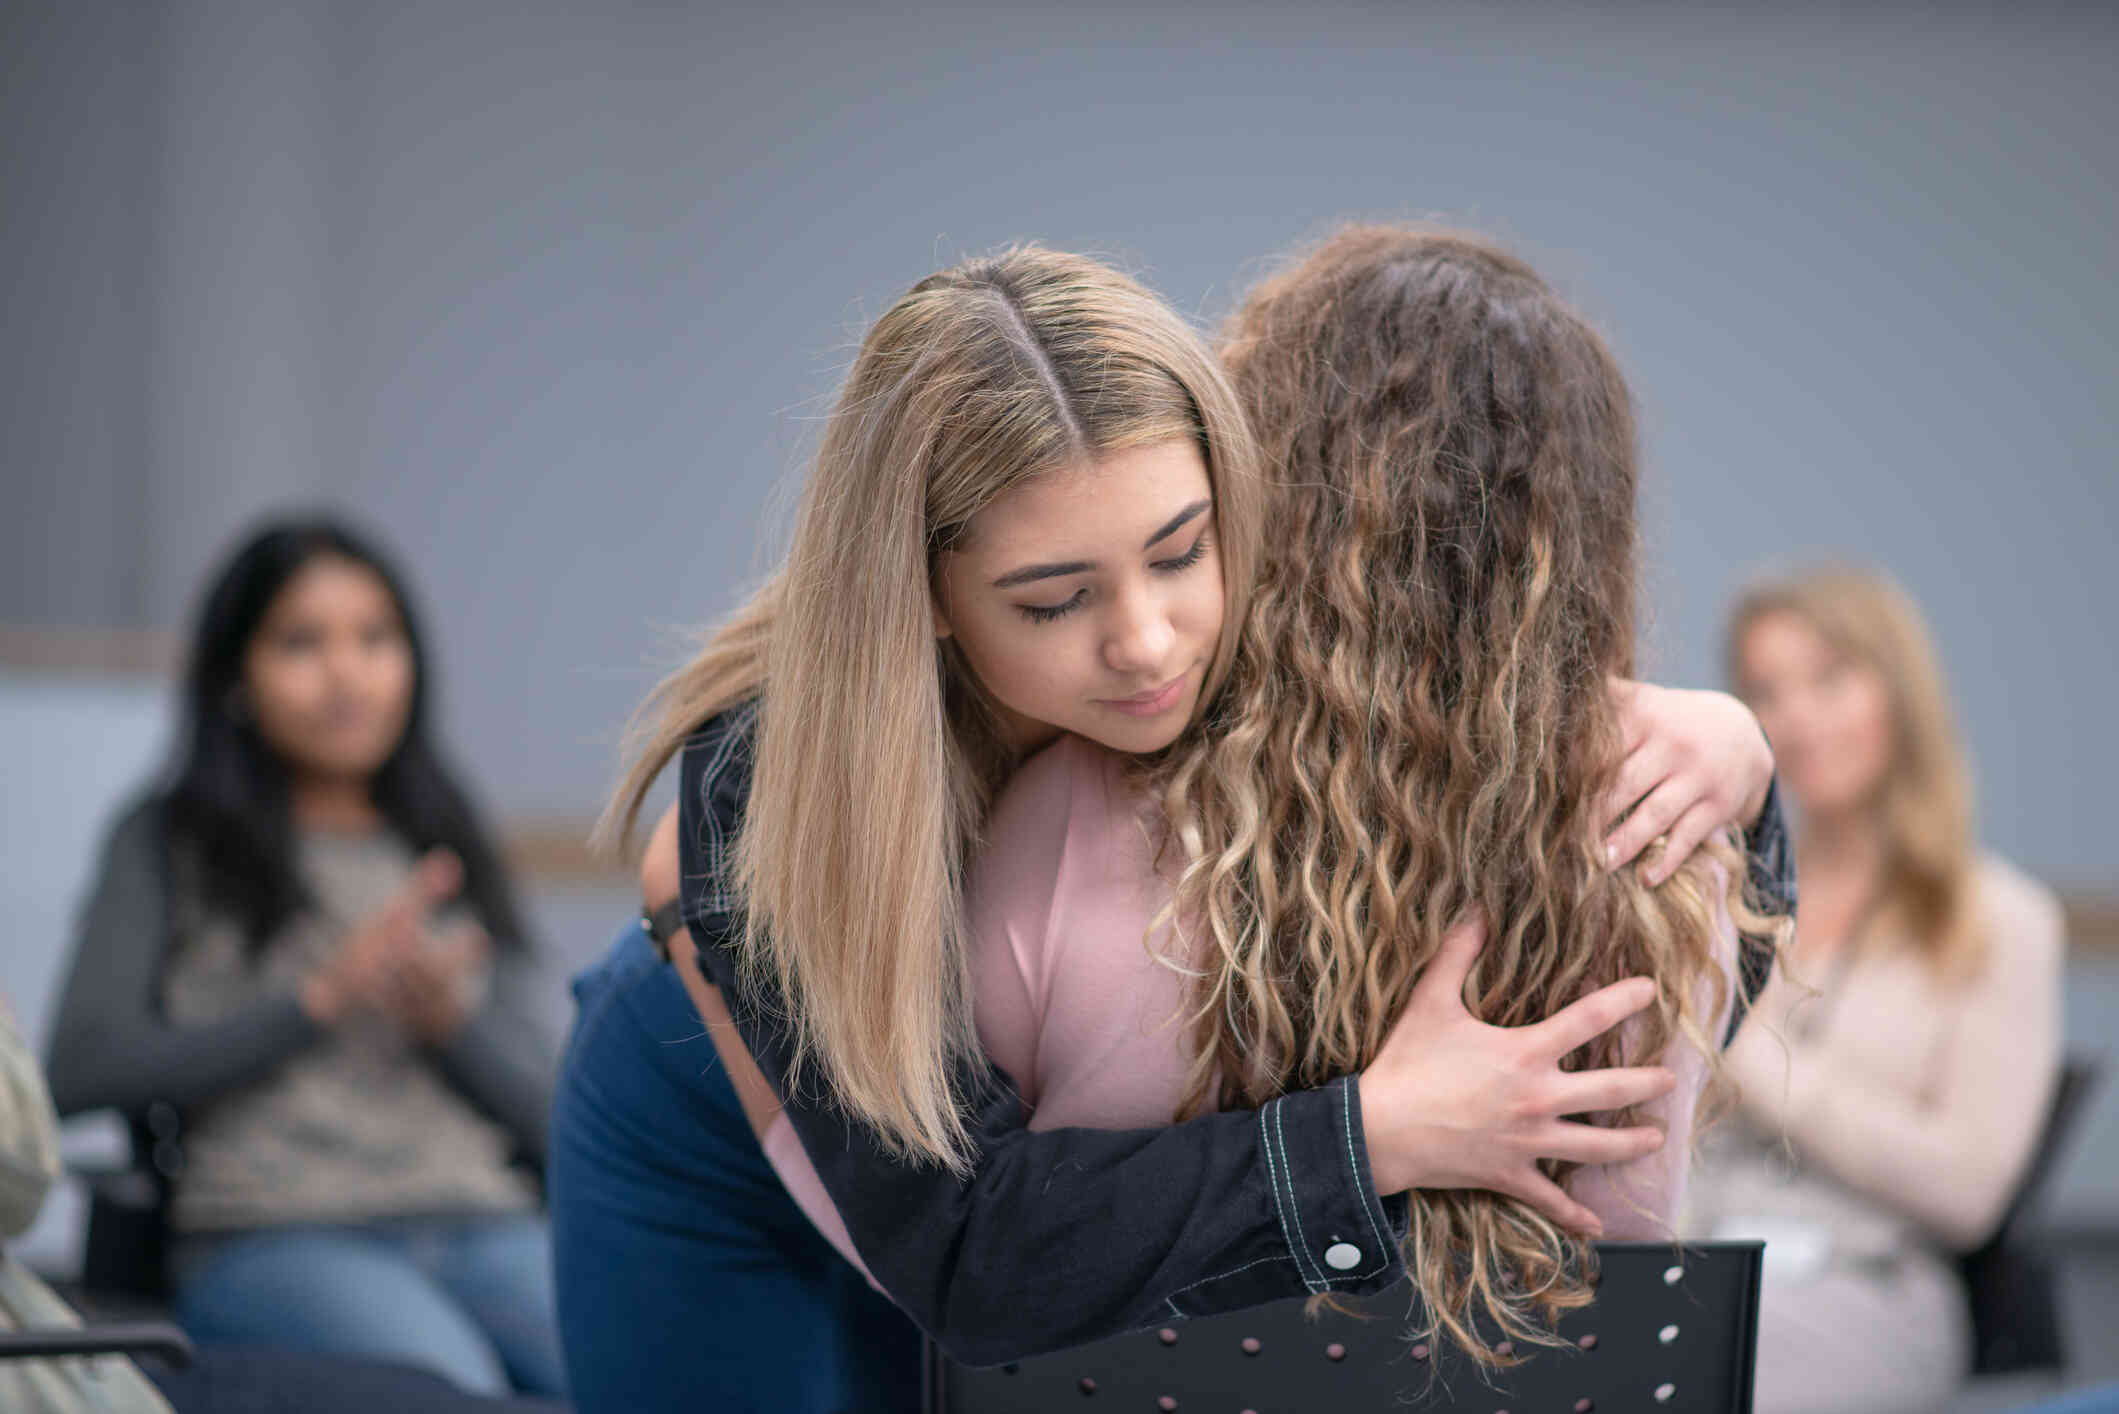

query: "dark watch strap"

left=641, top=898, right=686, bottom=961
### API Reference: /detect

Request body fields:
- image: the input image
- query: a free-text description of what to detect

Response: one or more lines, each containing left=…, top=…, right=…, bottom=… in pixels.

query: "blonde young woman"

left=759, top=224, right=1789, bottom=1365
left=1684, top=567, right=2065, bottom=1414
left=549, top=245, right=1789, bottom=1412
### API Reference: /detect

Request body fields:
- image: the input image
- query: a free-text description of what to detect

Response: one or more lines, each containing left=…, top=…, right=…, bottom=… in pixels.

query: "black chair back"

left=1959, top=1054, right=2103, bottom=1376
left=80, top=1105, right=183, bottom=1300
left=926, top=1240, right=1764, bottom=1414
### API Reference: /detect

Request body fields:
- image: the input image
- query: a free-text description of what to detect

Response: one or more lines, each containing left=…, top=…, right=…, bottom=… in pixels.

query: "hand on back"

left=1357, top=915, right=1673, bottom=1235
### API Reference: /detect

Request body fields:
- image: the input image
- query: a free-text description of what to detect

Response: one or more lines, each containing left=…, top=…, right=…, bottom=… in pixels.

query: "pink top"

left=762, top=734, right=1736, bottom=1288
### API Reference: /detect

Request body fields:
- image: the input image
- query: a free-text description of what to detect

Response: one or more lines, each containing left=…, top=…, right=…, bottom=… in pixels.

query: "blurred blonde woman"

left=1688, top=565, right=2066, bottom=1414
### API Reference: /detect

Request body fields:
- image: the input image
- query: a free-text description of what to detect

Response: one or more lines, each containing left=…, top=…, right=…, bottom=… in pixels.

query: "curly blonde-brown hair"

left=1150, top=224, right=1780, bottom=1364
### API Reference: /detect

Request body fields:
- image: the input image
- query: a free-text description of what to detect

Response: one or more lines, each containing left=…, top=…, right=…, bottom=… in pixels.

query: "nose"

left=1101, top=584, right=1176, bottom=677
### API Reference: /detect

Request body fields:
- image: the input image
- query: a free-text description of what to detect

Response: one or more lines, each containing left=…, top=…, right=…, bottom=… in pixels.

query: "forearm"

left=432, top=990, right=556, bottom=1166
left=674, top=704, right=1402, bottom=1361
left=1755, top=1055, right=2030, bottom=1247
left=47, top=997, right=319, bottom=1118
left=709, top=941, right=1402, bottom=1364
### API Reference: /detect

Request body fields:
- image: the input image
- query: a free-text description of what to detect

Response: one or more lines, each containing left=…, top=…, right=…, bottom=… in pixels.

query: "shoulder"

left=679, top=699, right=761, bottom=818
left=1971, top=852, right=2066, bottom=963
left=675, top=699, right=760, bottom=932
left=96, top=792, right=174, bottom=876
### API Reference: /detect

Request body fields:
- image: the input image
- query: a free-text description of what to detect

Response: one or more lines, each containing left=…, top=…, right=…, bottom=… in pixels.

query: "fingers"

left=439, top=924, right=491, bottom=971
left=411, top=849, right=465, bottom=905
left=1532, top=976, right=1658, bottom=1057
left=1549, top=1064, right=1677, bottom=1117
left=1597, top=738, right=1668, bottom=841
left=1644, top=799, right=1720, bottom=887
left=1411, top=912, right=1488, bottom=1012
left=1604, top=769, right=1677, bottom=869
left=1530, top=1119, right=1666, bottom=1168
left=1504, top=1171, right=1605, bottom=1237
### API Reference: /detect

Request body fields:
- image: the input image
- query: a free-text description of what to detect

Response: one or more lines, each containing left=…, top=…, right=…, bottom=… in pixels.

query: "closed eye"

left=1018, top=589, right=1087, bottom=623
left=1153, top=530, right=1211, bottom=574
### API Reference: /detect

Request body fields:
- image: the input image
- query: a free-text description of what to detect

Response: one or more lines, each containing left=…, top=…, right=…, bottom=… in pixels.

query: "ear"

left=931, top=565, right=955, bottom=640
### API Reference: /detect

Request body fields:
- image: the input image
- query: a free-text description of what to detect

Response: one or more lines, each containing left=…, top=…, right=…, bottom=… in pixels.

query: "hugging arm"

left=663, top=707, right=1680, bottom=1364
left=671, top=710, right=1399, bottom=1362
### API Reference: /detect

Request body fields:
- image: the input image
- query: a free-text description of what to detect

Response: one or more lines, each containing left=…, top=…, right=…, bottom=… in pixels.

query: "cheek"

left=956, top=615, right=1083, bottom=716
left=1838, top=681, right=1896, bottom=782
left=372, top=646, right=416, bottom=714
left=246, top=657, right=319, bottom=727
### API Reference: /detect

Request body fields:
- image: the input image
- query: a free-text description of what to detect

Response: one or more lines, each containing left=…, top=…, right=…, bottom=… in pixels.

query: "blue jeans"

left=548, top=922, right=920, bottom=1414
left=173, top=1212, right=566, bottom=1397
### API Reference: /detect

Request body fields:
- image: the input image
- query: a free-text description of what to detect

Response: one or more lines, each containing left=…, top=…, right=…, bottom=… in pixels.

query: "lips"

left=1099, top=668, right=1192, bottom=718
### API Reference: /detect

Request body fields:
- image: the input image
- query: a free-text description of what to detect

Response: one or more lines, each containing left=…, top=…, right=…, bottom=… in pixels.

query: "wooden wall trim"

left=6, top=632, right=2114, bottom=936
left=0, top=625, right=179, bottom=675
left=505, top=822, right=631, bottom=886
left=493, top=818, right=2119, bottom=950
left=2069, top=896, right=2119, bottom=954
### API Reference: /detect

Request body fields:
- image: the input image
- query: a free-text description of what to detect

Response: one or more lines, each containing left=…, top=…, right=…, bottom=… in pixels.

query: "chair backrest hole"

left=1077, top=1376, right=1096, bottom=1395
left=1157, top=1398, right=1177, bottom=1411
left=1410, top=1342, right=1431, bottom=1361
left=1662, top=1264, right=1684, bottom=1285
left=1158, top=1328, right=1178, bottom=1346
left=1325, top=1342, right=1347, bottom=1361
left=1658, top=1323, right=1679, bottom=1344
left=1576, top=1334, right=1598, bottom=1351
left=1240, top=1337, right=1261, bottom=1355
left=1654, top=1382, right=1677, bottom=1402
left=1575, top=1400, right=1595, bottom=1412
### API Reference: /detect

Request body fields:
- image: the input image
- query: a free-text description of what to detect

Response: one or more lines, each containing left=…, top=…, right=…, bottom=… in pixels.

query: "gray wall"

left=6, top=1, right=2115, bottom=886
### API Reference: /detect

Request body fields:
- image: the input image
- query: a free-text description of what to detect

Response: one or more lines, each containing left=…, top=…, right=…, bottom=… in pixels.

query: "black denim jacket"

left=677, top=701, right=1794, bottom=1366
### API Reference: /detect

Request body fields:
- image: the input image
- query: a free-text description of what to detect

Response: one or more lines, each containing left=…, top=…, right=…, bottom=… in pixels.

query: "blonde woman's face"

left=1736, top=610, right=1893, bottom=818
left=936, top=437, right=1224, bottom=758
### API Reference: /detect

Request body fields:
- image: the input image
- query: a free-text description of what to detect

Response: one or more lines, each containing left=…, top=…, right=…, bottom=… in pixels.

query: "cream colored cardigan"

left=1695, top=854, right=2066, bottom=1255
left=1, top=994, right=173, bottom=1414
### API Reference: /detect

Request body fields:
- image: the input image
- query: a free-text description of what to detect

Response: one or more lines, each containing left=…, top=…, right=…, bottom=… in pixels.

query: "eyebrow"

left=989, top=500, right=1212, bottom=589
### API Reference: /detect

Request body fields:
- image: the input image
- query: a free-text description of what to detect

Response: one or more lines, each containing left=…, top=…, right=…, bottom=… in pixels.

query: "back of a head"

left=1162, top=224, right=1741, bottom=1362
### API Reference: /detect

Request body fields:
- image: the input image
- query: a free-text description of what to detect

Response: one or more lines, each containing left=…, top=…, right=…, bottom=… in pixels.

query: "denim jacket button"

left=1324, top=1242, right=1362, bottom=1270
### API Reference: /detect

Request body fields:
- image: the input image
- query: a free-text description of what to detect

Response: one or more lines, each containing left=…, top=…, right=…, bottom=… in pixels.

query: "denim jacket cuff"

left=1257, top=1075, right=1404, bottom=1294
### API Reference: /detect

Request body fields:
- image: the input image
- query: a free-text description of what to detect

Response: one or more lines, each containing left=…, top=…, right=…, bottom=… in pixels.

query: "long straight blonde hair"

left=607, top=246, right=1263, bottom=1169
left=1728, top=566, right=1980, bottom=979
left=1152, top=225, right=1786, bottom=1364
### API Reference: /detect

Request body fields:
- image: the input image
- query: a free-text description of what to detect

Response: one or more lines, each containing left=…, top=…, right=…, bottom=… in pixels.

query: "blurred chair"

left=1960, top=1053, right=2104, bottom=1377
left=0, top=1316, right=193, bottom=1370
left=926, top=1240, right=1764, bottom=1414
left=75, top=1106, right=182, bottom=1306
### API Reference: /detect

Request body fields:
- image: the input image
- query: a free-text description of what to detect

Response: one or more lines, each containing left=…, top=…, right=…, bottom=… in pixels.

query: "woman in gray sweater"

left=46, top=519, right=562, bottom=1398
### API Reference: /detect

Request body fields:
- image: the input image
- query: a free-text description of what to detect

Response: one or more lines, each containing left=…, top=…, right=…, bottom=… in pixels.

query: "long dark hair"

left=163, top=516, right=530, bottom=955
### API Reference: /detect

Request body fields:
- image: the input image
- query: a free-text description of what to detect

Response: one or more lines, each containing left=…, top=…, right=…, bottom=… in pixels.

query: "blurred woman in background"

left=1689, top=564, right=2065, bottom=1414
left=46, top=519, right=564, bottom=1398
